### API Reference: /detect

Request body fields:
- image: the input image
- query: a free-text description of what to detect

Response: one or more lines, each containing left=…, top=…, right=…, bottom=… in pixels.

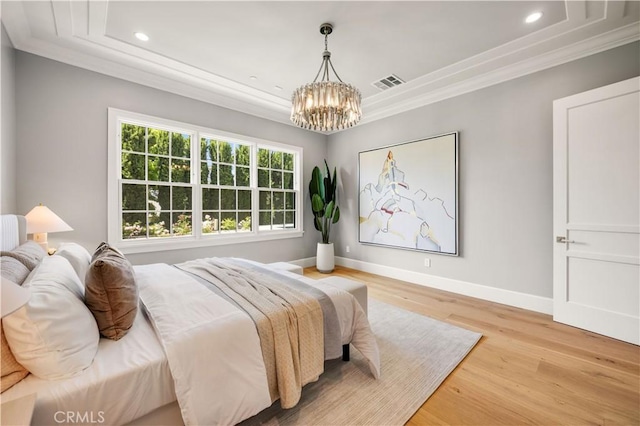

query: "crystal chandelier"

left=291, top=23, right=362, bottom=132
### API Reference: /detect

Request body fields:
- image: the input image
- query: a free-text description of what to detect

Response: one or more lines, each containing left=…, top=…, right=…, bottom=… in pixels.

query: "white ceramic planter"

left=316, top=242, right=335, bottom=273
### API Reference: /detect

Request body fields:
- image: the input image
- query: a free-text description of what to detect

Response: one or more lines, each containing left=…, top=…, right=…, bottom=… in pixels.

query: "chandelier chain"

left=311, top=29, right=344, bottom=84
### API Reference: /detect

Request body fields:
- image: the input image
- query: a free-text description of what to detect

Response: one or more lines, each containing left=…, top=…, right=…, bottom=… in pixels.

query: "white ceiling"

left=2, top=1, right=639, bottom=132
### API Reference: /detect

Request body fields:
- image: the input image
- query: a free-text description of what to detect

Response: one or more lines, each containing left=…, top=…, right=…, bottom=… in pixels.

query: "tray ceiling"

left=2, top=1, right=639, bottom=132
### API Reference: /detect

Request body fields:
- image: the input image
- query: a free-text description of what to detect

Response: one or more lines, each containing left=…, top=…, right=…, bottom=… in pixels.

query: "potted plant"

left=309, top=160, right=340, bottom=273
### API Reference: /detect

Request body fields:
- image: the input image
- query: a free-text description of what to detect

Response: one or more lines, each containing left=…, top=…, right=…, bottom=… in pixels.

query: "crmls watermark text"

left=54, top=411, right=105, bottom=424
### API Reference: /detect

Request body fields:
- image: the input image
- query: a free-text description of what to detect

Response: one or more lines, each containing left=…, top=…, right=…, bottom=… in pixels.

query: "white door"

left=553, top=77, right=639, bottom=345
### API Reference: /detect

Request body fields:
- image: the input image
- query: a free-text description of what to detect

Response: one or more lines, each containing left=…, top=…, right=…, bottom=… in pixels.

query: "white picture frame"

left=358, top=132, right=459, bottom=255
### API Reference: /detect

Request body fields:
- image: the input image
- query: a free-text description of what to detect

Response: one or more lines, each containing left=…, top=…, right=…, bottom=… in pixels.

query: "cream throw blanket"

left=177, top=258, right=324, bottom=408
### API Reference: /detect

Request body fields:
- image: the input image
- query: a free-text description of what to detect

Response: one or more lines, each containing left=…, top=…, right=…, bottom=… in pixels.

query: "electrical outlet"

left=346, top=245, right=350, bottom=253
left=424, top=258, right=431, bottom=267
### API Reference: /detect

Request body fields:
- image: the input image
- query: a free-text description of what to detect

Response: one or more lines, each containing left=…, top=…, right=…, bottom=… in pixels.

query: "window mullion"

left=295, top=151, right=301, bottom=232
left=144, top=127, right=150, bottom=238
left=193, top=132, right=202, bottom=239
left=251, top=143, right=259, bottom=235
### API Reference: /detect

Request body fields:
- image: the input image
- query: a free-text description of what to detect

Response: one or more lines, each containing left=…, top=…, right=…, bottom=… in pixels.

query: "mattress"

left=1, top=307, right=176, bottom=426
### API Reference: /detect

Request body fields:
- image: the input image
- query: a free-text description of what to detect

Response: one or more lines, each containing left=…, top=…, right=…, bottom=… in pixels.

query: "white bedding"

left=139, top=260, right=380, bottom=425
left=1, top=261, right=380, bottom=426
left=136, top=263, right=272, bottom=426
left=1, top=307, right=176, bottom=426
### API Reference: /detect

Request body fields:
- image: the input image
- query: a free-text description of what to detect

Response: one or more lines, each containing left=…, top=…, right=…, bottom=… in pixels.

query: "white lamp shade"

left=25, top=205, right=73, bottom=234
left=1, top=277, right=30, bottom=318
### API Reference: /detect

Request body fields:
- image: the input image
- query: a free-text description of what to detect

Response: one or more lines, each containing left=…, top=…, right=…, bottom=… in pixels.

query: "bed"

left=0, top=214, right=380, bottom=425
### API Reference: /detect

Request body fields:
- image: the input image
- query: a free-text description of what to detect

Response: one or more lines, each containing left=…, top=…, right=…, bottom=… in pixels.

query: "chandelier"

left=291, top=23, right=362, bottom=132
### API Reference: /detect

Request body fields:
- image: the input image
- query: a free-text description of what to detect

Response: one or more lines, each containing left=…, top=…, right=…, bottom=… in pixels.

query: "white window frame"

left=108, top=108, right=303, bottom=254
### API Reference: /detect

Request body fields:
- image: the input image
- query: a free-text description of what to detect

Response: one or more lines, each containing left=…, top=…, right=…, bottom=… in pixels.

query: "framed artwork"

left=358, top=132, right=459, bottom=255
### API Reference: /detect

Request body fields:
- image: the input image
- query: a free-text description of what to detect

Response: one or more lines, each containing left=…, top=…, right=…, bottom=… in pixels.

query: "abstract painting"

left=358, top=132, right=459, bottom=255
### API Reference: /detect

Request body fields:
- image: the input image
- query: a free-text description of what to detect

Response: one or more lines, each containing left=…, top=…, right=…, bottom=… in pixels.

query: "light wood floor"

left=304, top=266, right=640, bottom=426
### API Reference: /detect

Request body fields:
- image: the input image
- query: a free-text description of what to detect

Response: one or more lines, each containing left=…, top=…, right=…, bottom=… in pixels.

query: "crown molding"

left=3, top=1, right=293, bottom=126
left=359, top=22, right=640, bottom=126
left=13, top=35, right=295, bottom=126
left=2, top=1, right=638, bottom=133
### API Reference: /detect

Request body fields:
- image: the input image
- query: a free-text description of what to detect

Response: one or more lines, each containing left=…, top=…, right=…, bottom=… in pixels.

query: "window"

left=258, top=148, right=296, bottom=231
left=200, top=137, right=253, bottom=235
left=120, top=124, right=194, bottom=239
left=108, top=109, right=303, bottom=253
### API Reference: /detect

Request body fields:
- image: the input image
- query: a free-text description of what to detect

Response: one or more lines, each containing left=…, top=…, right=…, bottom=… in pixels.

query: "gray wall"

left=327, top=41, right=640, bottom=299
left=10, top=41, right=640, bottom=300
left=1, top=23, right=16, bottom=214
left=15, top=51, right=327, bottom=265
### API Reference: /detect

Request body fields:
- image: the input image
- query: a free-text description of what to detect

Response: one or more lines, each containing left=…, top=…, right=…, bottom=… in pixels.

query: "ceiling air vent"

left=372, top=74, right=405, bottom=91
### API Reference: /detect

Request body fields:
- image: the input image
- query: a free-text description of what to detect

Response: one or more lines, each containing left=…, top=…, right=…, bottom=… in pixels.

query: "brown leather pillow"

left=85, top=243, right=138, bottom=340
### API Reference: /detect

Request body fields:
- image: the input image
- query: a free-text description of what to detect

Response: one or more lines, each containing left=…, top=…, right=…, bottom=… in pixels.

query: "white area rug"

left=242, top=298, right=482, bottom=425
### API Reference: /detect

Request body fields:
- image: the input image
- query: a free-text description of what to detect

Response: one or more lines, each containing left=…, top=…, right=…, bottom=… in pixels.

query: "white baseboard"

left=326, top=256, right=553, bottom=315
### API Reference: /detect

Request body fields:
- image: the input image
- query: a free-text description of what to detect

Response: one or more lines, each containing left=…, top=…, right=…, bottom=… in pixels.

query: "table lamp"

left=25, top=204, right=73, bottom=251
left=1, top=277, right=30, bottom=318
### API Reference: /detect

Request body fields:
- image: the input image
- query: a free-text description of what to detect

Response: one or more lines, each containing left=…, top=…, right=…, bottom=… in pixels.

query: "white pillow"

left=55, top=242, right=92, bottom=287
left=3, top=256, right=99, bottom=380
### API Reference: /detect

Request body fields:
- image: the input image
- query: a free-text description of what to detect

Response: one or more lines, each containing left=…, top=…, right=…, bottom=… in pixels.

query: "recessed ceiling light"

left=249, top=76, right=258, bottom=81
left=525, top=12, right=543, bottom=24
left=274, top=86, right=283, bottom=91
left=134, top=32, right=149, bottom=41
